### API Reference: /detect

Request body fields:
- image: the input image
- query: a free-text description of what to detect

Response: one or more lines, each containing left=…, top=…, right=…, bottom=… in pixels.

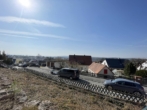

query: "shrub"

left=135, top=70, right=147, bottom=77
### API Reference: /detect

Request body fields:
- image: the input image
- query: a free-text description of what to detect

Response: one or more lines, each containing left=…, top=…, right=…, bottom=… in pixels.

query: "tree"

left=3, top=58, right=13, bottom=65
left=0, top=51, right=2, bottom=60
left=124, top=62, right=136, bottom=76
left=2, top=51, right=6, bottom=60
left=135, top=70, right=147, bottom=77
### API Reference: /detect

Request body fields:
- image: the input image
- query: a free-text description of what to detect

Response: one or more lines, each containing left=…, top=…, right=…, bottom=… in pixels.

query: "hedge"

left=135, top=70, right=147, bottom=77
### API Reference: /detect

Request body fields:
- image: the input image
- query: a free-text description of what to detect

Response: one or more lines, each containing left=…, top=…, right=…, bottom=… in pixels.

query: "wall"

left=99, top=67, right=114, bottom=76
left=79, top=65, right=88, bottom=71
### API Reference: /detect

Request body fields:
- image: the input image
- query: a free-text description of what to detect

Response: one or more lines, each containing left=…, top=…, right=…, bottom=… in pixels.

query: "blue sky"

left=0, top=0, right=147, bottom=58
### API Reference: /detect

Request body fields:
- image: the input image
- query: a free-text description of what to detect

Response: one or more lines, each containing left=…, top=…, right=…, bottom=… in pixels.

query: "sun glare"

left=18, top=0, right=31, bottom=8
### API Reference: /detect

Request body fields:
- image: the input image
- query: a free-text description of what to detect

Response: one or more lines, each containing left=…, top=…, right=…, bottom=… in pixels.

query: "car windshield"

left=111, top=79, right=116, bottom=83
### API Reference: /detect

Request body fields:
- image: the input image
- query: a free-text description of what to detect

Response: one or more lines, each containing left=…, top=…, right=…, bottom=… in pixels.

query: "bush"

left=135, top=70, right=147, bottom=77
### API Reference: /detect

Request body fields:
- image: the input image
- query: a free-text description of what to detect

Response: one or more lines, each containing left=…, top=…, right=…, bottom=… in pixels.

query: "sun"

left=18, top=0, right=31, bottom=8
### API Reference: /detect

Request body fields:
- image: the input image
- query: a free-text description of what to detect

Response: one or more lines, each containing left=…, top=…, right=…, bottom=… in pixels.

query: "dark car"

left=29, top=63, right=40, bottom=67
left=58, top=68, right=80, bottom=80
left=104, top=78, right=145, bottom=97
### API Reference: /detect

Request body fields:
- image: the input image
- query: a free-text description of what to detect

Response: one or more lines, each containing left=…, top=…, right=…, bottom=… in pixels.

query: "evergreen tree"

left=124, top=62, right=136, bottom=76
left=2, top=51, right=6, bottom=60
left=0, top=51, right=2, bottom=60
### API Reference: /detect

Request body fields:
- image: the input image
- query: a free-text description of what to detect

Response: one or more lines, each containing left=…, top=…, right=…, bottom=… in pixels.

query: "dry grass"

left=22, top=106, right=38, bottom=110
left=0, top=68, right=143, bottom=110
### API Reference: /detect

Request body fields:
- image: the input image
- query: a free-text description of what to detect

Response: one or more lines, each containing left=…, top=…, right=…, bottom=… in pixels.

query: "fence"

left=24, top=68, right=147, bottom=105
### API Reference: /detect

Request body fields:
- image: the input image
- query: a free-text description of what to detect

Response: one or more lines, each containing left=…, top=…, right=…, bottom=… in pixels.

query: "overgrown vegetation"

left=0, top=50, right=13, bottom=65
left=136, top=70, right=147, bottom=77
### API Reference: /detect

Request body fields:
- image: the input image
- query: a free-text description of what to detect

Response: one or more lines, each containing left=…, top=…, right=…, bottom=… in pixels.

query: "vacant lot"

left=0, top=68, right=142, bottom=110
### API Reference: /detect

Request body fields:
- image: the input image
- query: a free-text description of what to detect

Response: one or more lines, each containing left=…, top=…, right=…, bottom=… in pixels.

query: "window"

left=67, top=70, right=74, bottom=73
left=124, top=82, right=136, bottom=87
left=116, top=81, right=124, bottom=85
left=104, top=69, right=107, bottom=74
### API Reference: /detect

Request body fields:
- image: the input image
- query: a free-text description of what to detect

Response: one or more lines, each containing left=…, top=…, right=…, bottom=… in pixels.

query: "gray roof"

left=105, top=58, right=127, bottom=69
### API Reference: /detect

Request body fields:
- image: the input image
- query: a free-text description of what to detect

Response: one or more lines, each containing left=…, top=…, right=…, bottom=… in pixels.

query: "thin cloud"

left=0, top=16, right=65, bottom=28
left=0, top=34, right=39, bottom=39
left=0, top=29, right=72, bottom=40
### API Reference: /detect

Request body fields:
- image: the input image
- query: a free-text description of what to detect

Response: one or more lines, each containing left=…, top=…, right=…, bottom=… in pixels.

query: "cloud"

left=0, top=34, right=39, bottom=39
left=0, top=16, right=65, bottom=28
left=0, top=29, right=72, bottom=40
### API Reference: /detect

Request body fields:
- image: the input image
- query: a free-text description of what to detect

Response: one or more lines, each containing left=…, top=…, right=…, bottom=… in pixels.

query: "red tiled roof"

left=69, top=55, right=92, bottom=65
left=88, top=62, right=105, bottom=74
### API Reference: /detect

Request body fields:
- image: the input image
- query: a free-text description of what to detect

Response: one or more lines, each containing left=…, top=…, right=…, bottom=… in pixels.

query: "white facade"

left=137, top=61, right=147, bottom=70
left=101, top=60, right=109, bottom=67
left=79, top=65, right=88, bottom=71
left=54, top=62, right=62, bottom=68
left=99, top=67, right=113, bottom=76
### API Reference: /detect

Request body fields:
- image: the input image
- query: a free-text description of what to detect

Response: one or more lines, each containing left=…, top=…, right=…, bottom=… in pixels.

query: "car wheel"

left=133, top=91, right=141, bottom=97
left=107, top=86, right=113, bottom=90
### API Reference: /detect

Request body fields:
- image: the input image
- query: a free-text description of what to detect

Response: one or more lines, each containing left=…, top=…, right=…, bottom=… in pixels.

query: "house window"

left=104, top=69, right=107, bottom=74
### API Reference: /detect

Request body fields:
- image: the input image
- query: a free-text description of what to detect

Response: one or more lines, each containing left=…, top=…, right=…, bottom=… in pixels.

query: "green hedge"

left=135, top=70, right=147, bottom=77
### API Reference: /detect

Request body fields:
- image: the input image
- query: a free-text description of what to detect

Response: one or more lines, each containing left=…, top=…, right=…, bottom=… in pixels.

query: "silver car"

left=104, top=78, right=145, bottom=97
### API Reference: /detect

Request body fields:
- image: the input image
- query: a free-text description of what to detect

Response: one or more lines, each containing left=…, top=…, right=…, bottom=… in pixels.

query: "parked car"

left=104, top=78, right=145, bottom=97
left=29, top=63, right=40, bottom=67
left=51, top=70, right=58, bottom=75
left=0, top=63, right=7, bottom=68
left=58, top=68, right=80, bottom=80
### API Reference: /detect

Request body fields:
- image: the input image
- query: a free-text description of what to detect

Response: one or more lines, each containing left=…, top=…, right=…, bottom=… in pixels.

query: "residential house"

left=46, top=61, right=63, bottom=69
left=88, top=62, right=114, bottom=78
left=69, top=55, right=92, bottom=71
left=101, top=58, right=128, bottom=70
left=14, top=58, right=23, bottom=65
left=137, top=61, right=147, bottom=70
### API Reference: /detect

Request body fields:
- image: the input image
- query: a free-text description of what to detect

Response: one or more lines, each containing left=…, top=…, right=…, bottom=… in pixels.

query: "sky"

left=0, top=0, right=147, bottom=58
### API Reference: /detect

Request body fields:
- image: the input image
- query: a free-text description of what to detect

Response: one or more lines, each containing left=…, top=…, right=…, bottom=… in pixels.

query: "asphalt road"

left=27, top=67, right=105, bottom=86
left=26, top=67, right=147, bottom=93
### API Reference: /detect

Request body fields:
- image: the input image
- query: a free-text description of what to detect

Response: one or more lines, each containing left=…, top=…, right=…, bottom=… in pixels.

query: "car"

left=104, top=78, right=145, bottom=97
left=29, top=63, right=40, bottom=67
left=58, top=68, right=80, bottom=80
left=0, top=63, right=7, bottom=68
left=51, top=70, right=59, bottom=75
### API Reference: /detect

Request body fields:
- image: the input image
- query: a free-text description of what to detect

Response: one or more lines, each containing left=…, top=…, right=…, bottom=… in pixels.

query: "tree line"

left=0, top=51, right=13, bottom=65
left=124, top=62, right=147, bottom=77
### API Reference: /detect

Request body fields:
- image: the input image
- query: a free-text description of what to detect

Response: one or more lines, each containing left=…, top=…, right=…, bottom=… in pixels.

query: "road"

left=26, top=67, right=147, bottom=93
left=27, top=67, right=105, bottom=86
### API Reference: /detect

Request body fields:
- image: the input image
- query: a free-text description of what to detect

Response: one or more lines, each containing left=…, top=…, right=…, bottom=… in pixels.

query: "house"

left=69, top=55, right=92, bottom=71
left=46, top=61, right=63, bottom=69
left=137, top=61, right=147, bottom=70
left=14, top=58, right=23, bottom=65
left=88, top=62, right=114, bottom=78
left=101, top=58, right=128, bottom=70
